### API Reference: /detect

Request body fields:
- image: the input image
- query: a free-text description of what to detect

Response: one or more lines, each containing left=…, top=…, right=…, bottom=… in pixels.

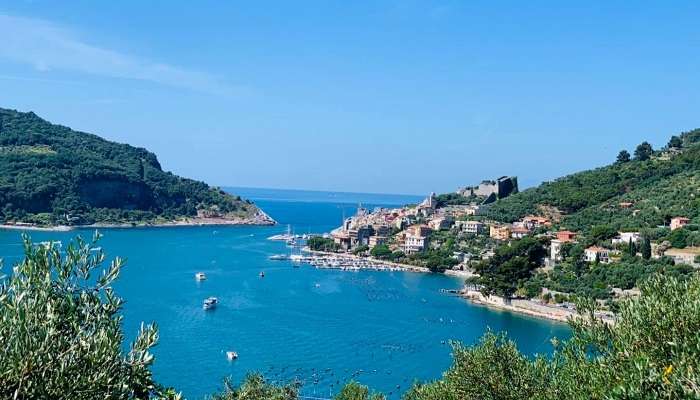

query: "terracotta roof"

left=586, top=246, right=609, bottom=252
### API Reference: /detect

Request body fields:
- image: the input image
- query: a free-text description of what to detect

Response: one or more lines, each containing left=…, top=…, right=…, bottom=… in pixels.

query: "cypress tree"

left=641, top=236, right=652, bottom=260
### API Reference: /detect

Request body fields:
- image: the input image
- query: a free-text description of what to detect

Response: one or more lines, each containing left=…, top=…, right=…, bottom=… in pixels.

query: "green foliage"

left=472, top=237, right=547, bottom=297
left=434, top=193, right=478, bottom=207
left=485, top=130, right=700, bottom=233
left=634, top=141, right=654, bottom=161
left=307, top=237, right=339, bottom=252
left=370, top=244, right=393, bottom=259
left=0, top=234, right=177, bottom=399
left=0, top=108, right=257, bottom=226
left=641, top=235, right=652, bottom=260
left=352, top=244, right=369, bottom=255
left=668, top=135, right=683, bottom=149
left=333, top=381, right=385, bottom=400
left=667, top=228, right=690, bottom=248
left=544, top=254, right=694, bottom=300
left=208, top=374, right=299, bottom=400
left=403, top=231, right=459, bottom=272
left=589, top=224, right=617, bottom=242
left=404, top=333, right=548, bottom=400
left=616, top=149, right=631, bottom=164
left=406, top=274, right=700, bottom=399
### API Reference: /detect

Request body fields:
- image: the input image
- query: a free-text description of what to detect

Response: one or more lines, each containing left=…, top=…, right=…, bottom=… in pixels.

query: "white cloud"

left=0, top=14, right=231, bottom=95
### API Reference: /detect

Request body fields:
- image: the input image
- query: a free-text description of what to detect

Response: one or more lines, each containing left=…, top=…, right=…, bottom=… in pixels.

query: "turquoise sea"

left=0, top=188, right=570, bottom=399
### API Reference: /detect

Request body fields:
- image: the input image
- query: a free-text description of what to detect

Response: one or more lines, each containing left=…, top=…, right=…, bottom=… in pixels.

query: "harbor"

left=269, top=244, right=430, bottom=273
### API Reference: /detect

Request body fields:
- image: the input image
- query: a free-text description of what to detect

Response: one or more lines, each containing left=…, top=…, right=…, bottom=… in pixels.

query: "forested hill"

left=0, top=108, right=273, bottom=226
left=485, top=129, right=700, bottom=232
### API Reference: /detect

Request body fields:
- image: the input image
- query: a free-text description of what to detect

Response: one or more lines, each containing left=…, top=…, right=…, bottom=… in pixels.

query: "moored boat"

left=195, top=272, right=207, bottom=280
left=203, top=296, right=218, bottom=310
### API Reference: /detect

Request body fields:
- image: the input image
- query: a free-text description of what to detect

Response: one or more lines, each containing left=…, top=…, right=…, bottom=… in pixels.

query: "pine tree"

left=616, top=150, right=631, bottom=164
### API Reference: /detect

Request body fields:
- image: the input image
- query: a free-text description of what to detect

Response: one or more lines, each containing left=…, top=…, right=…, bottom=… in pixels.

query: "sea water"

left=0, top=188, right=570, bottom=399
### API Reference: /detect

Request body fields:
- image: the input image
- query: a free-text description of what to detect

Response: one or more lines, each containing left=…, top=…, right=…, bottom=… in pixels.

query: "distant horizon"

left=223, top=185, right=426, bottom=198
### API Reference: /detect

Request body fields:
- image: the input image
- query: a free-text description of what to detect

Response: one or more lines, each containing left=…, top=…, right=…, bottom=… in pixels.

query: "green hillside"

left=0, top=108, right=271, bottom=226
left=485, top=129, right=700, bottom=232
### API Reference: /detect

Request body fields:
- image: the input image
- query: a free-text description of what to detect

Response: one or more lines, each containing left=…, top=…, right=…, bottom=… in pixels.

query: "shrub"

left=0, top=233, right=177, bottom=399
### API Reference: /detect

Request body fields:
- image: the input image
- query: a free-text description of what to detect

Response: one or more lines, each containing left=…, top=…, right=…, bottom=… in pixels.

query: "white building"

left=550, top=239, right=564, bottom=262
left=612, top=232, right=641, bottom=246
left=455, top=220, right=485, bottom=235
left=584, top=246, right=610, bottom=263
left=403, top=225, right=431, bottom=254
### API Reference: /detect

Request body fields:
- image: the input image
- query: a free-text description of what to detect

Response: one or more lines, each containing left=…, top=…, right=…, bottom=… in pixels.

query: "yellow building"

left=489, top=225, right=511, bottom=241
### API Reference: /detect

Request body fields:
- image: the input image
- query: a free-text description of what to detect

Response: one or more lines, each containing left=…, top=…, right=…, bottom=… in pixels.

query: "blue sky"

left=1, top=1, right=699, bottom=195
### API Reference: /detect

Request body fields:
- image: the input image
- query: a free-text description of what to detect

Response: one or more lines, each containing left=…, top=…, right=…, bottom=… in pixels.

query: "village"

left=299, top=176, right=699, bottom=322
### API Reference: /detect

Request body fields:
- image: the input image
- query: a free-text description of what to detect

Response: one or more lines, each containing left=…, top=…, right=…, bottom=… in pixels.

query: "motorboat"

left=268, top=254, right=290, bottom=260
left=226, top=351, right=238, bottom=361
left=195, top=272, right=207, bottom=281
left=259, top=271, right=265, bottom=278
left=203, top=297, right=218, bottom=310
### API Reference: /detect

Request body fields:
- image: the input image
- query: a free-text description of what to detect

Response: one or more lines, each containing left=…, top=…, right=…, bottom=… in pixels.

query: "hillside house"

left=663, top=247, right=700, bottom=266
left=511, top=226, right=530, bottom=239
left=612, top=232, right=641, bottom=246
left=550, top=239, right=564, bottom=262
left=403, top=225, right=432, bottom=254
left=428, top=216, right=453, bottom=231
left=523, top=216, right=550, bottom=230
left=556, top=230, right=577, bottom=243
left=490, top=225, right=511, bottom=241
left=455, top=220, right=486, bottom=235
left=585, top=246, right=611, bottom=263
left=368, top=235, right=387, bottom=249
left=671, top=217, right=690, bottom=231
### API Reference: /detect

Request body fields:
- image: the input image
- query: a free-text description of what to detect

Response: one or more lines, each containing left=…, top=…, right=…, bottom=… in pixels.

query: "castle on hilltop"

left=458, top=176, right=518, bottom=203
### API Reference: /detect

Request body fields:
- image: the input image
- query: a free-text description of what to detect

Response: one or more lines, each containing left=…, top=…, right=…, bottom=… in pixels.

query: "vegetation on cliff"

left=485, top=129, right=700, bottom=233
left=0, top=108, right=265, bottom=226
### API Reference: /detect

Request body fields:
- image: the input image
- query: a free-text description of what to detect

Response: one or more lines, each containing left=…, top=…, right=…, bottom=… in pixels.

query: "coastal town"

left=284, top=174, right=698, bottom=323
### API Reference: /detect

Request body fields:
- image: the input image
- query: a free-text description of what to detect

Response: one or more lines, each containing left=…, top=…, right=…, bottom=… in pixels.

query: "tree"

left=334, top=381, right=385, bottom=400
left=616, top=150, right=631, bottom=164
left=352, top=244, right=369, bottom=255
left=634, top=141, right=654, bottom=161
left=641, top=235, right=652, bottom=260
left=668, top=228, right=689, bottom=249
left=472, top=237, right=547, bottom=297
left=370, top=244, right=392, bottom=259
left=403, top=274, right=700, bottom=399
left=668, top=135, right=682, bottom=149
left=209, top=374, right=299, bottom=400
left=307, top=237, right=339, bottom=252
left=628, top=238, right=637, bottom=257
left=0, top=234, right=177, bottom=400
left=590, top=224, right=617, bottom=242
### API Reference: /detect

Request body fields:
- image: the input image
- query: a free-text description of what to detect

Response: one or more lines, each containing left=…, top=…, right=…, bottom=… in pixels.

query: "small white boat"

left=226, top=351, right=238, bottom=361
left=259, top=271, right=265, bottom=278
left=203, top=297, right=218, bottom=310
left=268, top=254, right=290, bottom=260
left=195, top=272, right=207, bottom=281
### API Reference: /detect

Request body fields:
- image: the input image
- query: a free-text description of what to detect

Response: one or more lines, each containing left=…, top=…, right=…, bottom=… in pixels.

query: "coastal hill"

left=484, top=129, right=700, bottom=232
left=0, top=108, right=274, bottom=227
